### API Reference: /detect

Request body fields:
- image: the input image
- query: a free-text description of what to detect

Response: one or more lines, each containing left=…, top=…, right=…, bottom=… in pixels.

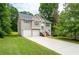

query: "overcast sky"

left=12, top=3, right=64, bottom=15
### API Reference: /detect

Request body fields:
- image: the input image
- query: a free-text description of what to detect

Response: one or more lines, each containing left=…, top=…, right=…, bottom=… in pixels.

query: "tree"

left=10, top=4, right=18, bottom=32
left=39, top=3, right=58, bottom=24
left=0, top=4, right=11, bottom=35
left=0, top=3, right=19, bottom=38
left=39, top=3, right=58, bottom=35
left=67, top=3, right=79, bottom=40
left=55, top=3, right=79, bottom=40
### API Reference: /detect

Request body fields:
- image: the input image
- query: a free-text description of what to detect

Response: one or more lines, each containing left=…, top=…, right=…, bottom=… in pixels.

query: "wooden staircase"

left=45, top=31, right=50, bottom=36
left=40, top=32, right=46, bottom=36
left=40, top=31, right=49, bottom=36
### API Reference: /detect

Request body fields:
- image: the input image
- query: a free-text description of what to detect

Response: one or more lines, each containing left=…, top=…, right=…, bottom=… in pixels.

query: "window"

left=24, top=20, right=31, bottom=29
left=48, top=30, right=50, bottom=32
left=41, top=26, right=44, bottom=30
left=24, top=20, right=30, bottom=23
left=46, top=23, right=50, bottom=26
left=34, top=21, right=39, bottom=26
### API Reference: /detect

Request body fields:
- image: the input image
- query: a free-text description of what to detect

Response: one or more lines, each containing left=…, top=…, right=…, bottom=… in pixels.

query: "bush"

left=4, top=27, right=12, bottom=34
left=0, top=30, right=5, bottom=38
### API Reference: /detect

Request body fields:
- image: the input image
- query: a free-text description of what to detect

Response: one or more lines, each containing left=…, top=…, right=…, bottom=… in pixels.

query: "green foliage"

left=55, top=3, right=79, bottom=39
left=39, top=3, right=58, bottom=35
left=10, top=5, right=18, bottom=32
left=0, top=3, right=18, bottom=38
left=0, top=29, right=6, bottom=38
left=39, top=3, right=58, bottom=23
left=0, top=4, right=12, bottom=38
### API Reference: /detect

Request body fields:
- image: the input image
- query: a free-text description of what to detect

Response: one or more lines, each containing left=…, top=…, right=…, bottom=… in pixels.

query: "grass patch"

left=50, top=36, right=79, bottom=44
left=0, top=32, right=59, bottom=55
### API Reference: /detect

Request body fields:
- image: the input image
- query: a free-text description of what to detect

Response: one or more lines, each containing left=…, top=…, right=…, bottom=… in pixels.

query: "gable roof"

left=19, top=13, right=51, bottom=24
left=35, top=14, right=51, bottom=24
left=19, top=13, right=33, bottom=21
left=45, top=19, right=52, bottom=24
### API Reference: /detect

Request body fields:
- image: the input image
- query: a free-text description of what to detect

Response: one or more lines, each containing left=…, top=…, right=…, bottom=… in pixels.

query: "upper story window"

left=24, top=20, right=30, bottom=23
left=34, top=21, right=39, bottom=26
left=46, top=23, right=50, bottom=26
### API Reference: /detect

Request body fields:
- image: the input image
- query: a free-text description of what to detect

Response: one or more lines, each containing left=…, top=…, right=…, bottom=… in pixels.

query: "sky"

left=12, top=3, right=64, bottom=15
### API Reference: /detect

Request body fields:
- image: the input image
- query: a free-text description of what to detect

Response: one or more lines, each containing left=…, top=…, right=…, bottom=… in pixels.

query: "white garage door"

left=22, top=30, right=31, bottom=37
left=22, top=30, right=40, bottom=37
left=32, top=30, right=40, bottom=36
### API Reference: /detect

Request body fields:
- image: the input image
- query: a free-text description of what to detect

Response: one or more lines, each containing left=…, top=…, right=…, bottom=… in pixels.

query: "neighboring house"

left=18, top=13, right=51, bottom=37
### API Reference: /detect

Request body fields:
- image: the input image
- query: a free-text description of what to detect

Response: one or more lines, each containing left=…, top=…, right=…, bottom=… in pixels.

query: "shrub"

left=0, top=30, right=6, bottom=38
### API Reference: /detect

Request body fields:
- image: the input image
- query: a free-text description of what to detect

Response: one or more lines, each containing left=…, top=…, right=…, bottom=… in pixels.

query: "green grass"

left=50, top=36, right=79, bottom=44
left=0, top=32, right=59, bottom=55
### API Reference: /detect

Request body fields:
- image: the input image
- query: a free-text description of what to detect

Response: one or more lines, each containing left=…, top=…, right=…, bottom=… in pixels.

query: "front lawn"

left=0, top=32, right=59, bottom=55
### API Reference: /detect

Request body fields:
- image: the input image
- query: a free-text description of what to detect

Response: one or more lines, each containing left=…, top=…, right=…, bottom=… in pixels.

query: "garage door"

left=32, top=30, right=40, bottom=36
left=22, top=30, right=31, bottom=37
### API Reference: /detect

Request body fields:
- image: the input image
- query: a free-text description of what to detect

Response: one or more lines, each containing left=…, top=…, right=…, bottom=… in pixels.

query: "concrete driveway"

left=26, top=36, right=79, bottom=55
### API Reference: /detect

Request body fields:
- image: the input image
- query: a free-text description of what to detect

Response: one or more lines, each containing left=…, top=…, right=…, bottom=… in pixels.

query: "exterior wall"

left=40, top=22, right=46, bottom=33
left=32, top=16, right=41, bottom=29
left=32, top=21, right=40, bottom=29
left=23, top=20, right=31, bottom=30
left=20, top=19, right=25, bottom=35
left=17, top=19, right=21, bottom=35
left=18, top=13, right=51, bottom=37
left=22, top=30, right=31, bottom=37
left=20, top=20, right=32, bottom=36
left=45, top=23, right=51, bottom=35
left=32, top=29, right=40, bottom=36
left=22, top=29, right=40, bottom=37
left=18, top=18, right=40, bottom=36
left=40, top=22, right=51, bottom=36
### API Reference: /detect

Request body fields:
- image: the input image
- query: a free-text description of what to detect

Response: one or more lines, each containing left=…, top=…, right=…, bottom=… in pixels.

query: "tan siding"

left=17, top=19, right=21, bottom=35
left=21, top=20, right=31, bottom=30
left=32, top=21, right=40, bottom=29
